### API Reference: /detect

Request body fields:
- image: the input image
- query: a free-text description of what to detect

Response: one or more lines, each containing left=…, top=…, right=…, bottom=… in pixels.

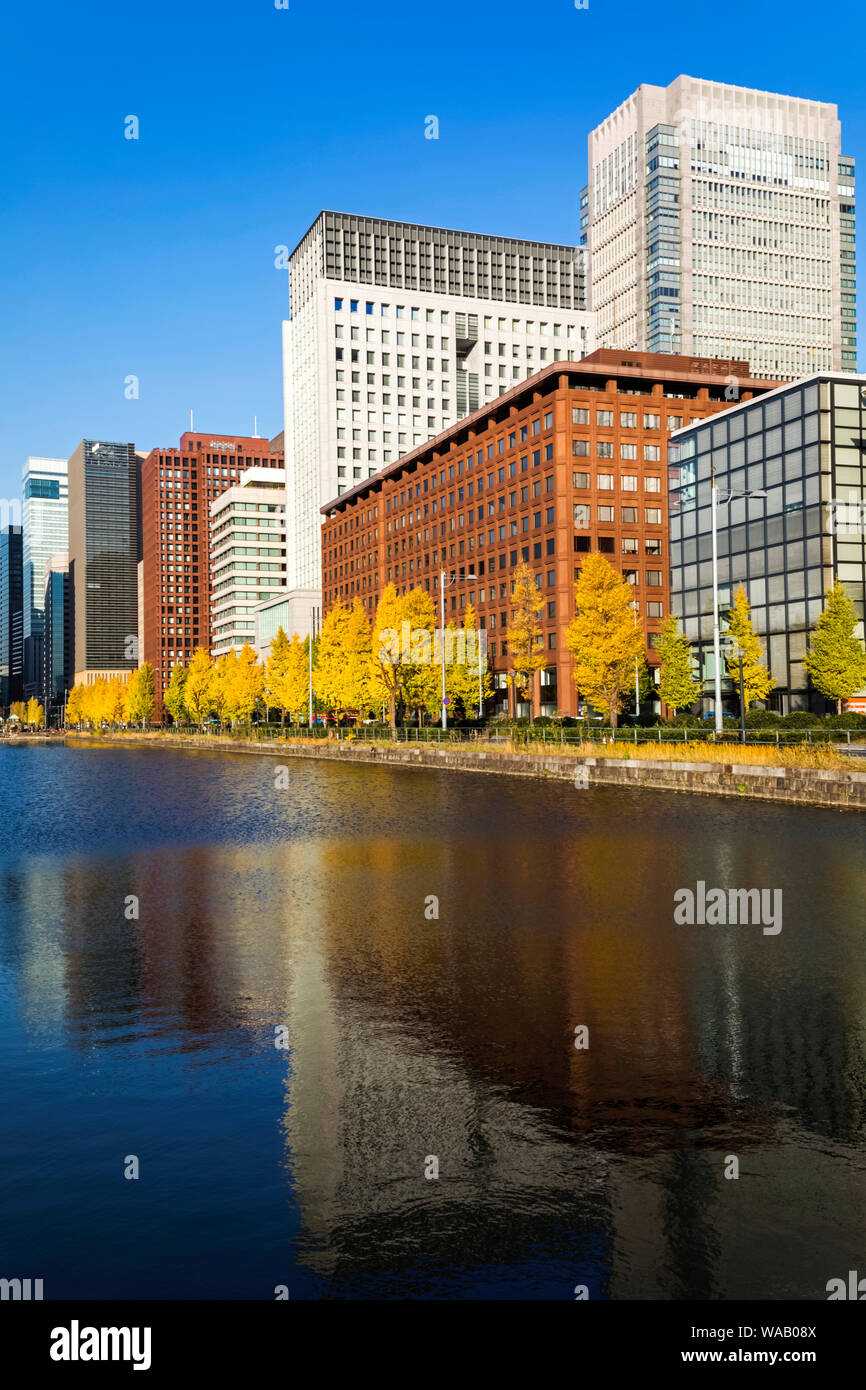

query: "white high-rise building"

left=581, top=76, right=856, bottom=380
left=21, top=456, right=68, bottom=698
left=209, top=467, right=286, bottom=657
left=281, top=212, right=596, bottom=604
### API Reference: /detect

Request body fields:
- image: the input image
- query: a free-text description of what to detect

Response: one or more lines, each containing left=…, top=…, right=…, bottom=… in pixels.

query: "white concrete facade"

left=582, top=76, right=856, bottom=380
left=282, top=212, right=596, bottom=595
left=209, top=468, right=286, bottom=657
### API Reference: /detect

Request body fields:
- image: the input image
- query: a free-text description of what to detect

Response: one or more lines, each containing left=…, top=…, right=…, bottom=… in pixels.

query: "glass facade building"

left=42, top=556, right=72, bottom=721
left=21, top=456, right=68, bottom=699
left=0, top=525, right=24, bottom=708
left=668, top=375, right=866, bottom=713
left=67, top=440, right=141, bottom=681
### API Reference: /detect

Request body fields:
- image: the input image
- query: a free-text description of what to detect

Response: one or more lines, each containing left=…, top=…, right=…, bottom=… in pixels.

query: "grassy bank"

left=61, top=728, right=866, bottom=773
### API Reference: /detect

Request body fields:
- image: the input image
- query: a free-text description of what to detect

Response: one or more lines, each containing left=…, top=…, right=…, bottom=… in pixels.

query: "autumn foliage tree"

left=184, top=648, right=216, bottom=727
left=506, top=562, right=546, bottom=720
left=725, top=585, right=775, bottom=711
left=803, top=579, right=866, bottom=714
left=656, top=615, right=701, bottom=713
left=369, top=583, right=438, bottom=732
left=163, top=663, right=188, bottom=725
left=565, top=552, right=646, bottom=727
left=126, top=664, right=156, bottom=726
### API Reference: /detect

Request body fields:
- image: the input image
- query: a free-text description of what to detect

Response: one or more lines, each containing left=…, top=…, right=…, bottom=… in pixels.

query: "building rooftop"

left=322, top=350, right=778, bottom=516
left=669, top=371, right=866, bottom=438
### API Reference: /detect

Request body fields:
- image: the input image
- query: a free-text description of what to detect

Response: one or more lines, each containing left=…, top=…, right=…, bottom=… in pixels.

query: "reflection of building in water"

left=277, top=879, right=615, bottom=1294
left=3, top=770, right=864, bottom=1297
left=269, top=801, right=866, bottom=1296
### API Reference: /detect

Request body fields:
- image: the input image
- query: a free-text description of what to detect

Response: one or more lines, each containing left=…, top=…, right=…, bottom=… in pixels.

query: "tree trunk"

left=389, top=693, right=397, bottom=737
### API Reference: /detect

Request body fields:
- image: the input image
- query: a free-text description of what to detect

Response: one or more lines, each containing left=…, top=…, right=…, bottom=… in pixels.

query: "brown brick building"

left=321, top=351, right=781, bottom=717
left=141, top=432, right=284, bottom=717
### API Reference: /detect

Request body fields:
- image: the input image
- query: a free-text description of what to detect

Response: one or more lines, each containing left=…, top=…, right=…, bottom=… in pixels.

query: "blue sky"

left=1, top=0, right=863, bottom=501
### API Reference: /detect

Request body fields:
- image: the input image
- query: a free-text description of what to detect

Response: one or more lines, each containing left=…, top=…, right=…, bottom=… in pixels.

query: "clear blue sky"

left=1, top=0, right=863, bottom=501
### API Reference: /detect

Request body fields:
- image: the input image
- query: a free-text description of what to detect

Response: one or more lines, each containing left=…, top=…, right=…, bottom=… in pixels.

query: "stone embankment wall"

left=67, top=734, right=866, bottom=811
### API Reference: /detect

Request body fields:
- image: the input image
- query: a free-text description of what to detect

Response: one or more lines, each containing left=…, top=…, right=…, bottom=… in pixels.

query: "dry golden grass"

left=63, top=729, right=865, bottom=773
left=473, top=739, right=865, bottom=771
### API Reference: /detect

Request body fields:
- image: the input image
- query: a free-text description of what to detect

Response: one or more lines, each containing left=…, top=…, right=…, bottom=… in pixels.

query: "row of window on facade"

left=333, top=298, right=585, bottom=337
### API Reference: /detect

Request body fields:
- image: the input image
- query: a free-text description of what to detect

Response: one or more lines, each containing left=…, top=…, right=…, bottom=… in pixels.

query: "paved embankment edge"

left=61, top=734, right=866, bottom=811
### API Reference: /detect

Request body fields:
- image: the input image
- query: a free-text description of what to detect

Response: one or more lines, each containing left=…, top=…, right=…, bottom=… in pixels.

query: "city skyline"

left=2, top=0, right=864, bottom=499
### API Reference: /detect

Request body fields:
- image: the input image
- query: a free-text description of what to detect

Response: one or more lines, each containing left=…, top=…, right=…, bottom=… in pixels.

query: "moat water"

left=1, top=742, right=863, bottom=1299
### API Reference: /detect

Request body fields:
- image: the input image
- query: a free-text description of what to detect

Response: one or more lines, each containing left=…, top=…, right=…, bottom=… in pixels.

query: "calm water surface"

left=1, top=742, right=864, bottom=1300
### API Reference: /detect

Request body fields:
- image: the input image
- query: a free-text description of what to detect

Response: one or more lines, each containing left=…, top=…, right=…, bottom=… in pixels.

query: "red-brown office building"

left=321, top=351, right=781, bottom=717
left=141, top=431, right=284, bottom=717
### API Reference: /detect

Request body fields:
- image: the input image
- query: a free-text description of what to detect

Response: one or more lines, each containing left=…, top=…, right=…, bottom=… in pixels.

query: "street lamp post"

left=710, top=482, right=767, bottom=735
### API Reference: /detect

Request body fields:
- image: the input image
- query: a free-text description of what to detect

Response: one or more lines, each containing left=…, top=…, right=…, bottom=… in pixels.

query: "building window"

left=644, top=445, right=661, bottom=461
left=572, top=408, right=589, bottom=424
left=644, top=413, right=660, bottom=429
left=597, top=442, right=613, bottom=458
left=572, top=472, right=590, bottom=488
left=647, top=570, right=663, bottom=586
left=598, top=474, right=614, bottom=490
left=597, top=410, right=613, bottom=427
left=645, top=476, right=661, bottom=492
left=573, top=440, right=589, bottom=457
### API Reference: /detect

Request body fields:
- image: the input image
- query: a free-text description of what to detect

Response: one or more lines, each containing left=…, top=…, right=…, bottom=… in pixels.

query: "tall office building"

left=0, top=525, right=24, bottom=708
left=42, top=554, right=72, bottom=723
left=141, top=432, right=284, bottom=715
left=581, top=76, right=856, bottom=379
left=321, top=350, right=777, bottom=717
left=282, top=212, right=596, bottom=612
left=21, top=456, right=68, bottom=699
left=210, top=468, right=286, bottom=658
left=67, top=440, right=142, bottom=686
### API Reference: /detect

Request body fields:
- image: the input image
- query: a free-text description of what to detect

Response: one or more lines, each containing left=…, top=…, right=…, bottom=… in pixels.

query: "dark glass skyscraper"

left=42, top=556, right=72, bottom=722
left=0, top=525, right=24, bottom=708
left=67, top=440, right=142, bottom=682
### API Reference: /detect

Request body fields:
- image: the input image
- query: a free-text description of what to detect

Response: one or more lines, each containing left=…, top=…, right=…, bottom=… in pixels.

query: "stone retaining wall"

left=74, top=735, right=866, bottom=811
